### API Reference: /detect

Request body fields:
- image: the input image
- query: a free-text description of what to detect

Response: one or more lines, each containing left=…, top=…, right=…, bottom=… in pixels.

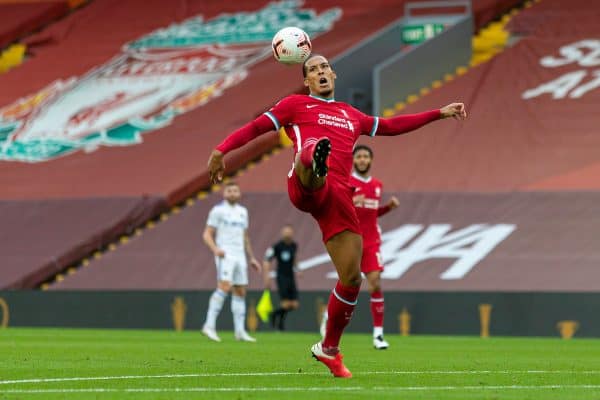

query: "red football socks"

left=322, top=281, right=360, bottom=352
left=370, top=290, right=384, bottom=328
left=300, top=138, right=319, bottom=168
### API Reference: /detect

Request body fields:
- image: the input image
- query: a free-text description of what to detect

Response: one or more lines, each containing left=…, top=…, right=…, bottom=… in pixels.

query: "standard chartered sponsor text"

left=317, top=113, right=353, bottom=131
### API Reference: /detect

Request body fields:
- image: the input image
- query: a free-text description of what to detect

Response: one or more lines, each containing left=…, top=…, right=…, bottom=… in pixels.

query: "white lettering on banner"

left=540, top=40, right=600, bottom=68
left=522, top=70, right=587, bottom=99
left=298, top=224, right=516, bottom=280
left=522, top=39, right=600, bottom=100
left=570, top=70, right=600, bottom=98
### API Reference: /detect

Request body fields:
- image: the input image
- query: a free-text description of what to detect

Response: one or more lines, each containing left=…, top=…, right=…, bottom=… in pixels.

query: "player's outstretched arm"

left=208, top=114, right=276, bottom=183
left=372, top=102, right=466, bottom=137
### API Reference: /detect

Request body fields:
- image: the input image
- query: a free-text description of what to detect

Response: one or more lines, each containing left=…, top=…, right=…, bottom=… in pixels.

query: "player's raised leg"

left=311, top=230, right=362, bottom=378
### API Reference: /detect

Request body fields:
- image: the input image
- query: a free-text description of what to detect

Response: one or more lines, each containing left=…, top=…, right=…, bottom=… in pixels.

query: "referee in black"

left=263, top=224, right=300, bottom=331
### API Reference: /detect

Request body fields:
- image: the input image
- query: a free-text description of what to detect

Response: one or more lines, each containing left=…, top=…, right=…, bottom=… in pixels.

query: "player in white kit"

left=201, top=181, right=261, bottom=342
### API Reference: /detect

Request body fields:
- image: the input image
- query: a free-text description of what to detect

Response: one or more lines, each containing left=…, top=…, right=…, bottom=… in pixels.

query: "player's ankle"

left=322, top=345, right=339, bottom=356
left=373, top=326, right=384, bottom=338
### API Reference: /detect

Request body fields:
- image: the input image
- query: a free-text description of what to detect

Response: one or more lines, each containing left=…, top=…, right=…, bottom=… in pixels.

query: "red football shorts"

left=361, top=244, right=384, bottom=274
left=287, top=171, right=361, bottom=243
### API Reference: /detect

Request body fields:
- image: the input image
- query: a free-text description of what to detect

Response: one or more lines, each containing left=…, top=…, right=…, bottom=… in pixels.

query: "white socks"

left=204, top=289, right=227, bottom=329
left=373, top=326, right=384, bottom=338
left=231, top=295, right=247, bottom=334
left=204, top=290, right=247, bottom=334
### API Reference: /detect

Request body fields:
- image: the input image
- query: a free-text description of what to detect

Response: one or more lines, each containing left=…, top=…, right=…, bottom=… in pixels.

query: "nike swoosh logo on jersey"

left=306, top=104, right=318, bottom=109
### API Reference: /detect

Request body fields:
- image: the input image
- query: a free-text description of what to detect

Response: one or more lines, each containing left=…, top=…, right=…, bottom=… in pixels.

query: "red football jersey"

left=349, top=172, right=385, bottom=247
left=265, top=94, right=378, bottom=183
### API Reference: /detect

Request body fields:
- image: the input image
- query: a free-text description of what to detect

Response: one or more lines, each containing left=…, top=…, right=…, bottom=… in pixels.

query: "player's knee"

left=340, top=269, right=362, bottom=287
left=350, top=274, right=363, bottom=287
left=218, top=281, right=232, bottom=292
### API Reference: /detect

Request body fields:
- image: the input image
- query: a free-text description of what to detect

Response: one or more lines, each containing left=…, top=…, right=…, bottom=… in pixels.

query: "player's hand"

left=440, top=103, right=467, bottom=120
left=388, top=196, right=400, bottom=209
left=208, top=149, right=225, bottom=183
left=214, top=248, right=225, bottom=258
left=250, top=258, right=261, bottom=272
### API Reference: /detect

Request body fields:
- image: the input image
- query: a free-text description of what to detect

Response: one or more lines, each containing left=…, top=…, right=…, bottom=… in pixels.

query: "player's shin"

left=370, top=290, right=384, bottom=336
left=322, top=281, right=360, bottom=352
left=370, top=290, right=389, bottom=349
left=205, top=288, right=227, bottom=329
left=231, top=295, right=246, bottom=335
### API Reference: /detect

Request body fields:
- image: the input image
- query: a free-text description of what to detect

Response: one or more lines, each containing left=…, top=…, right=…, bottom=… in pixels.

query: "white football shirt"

left=206, top=201, right=248, bottom=257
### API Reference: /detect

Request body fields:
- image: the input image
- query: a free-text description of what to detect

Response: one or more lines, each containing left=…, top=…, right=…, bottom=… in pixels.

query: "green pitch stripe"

left=3, top=385, right=600, bottom=394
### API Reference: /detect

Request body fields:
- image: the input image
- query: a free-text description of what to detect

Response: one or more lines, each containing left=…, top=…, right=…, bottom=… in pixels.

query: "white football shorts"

left=215, top=255, right=248, bottom=286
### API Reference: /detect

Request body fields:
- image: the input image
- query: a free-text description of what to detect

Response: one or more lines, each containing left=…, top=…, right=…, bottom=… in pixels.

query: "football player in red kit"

left=208, top=54, right=467, bottom=377
left=351, top=145, right=398, bottom=349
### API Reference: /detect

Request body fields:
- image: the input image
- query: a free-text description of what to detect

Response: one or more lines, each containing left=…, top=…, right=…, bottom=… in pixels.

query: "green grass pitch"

left=1, top=328, right=600, bottom=399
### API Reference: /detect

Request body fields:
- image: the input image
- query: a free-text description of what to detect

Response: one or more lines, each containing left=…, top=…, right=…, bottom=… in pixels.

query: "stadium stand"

left=0, top=0, right=525, bottom=200
left=236, top=0, right=600, bottom=192
left=49, top=0, right=600, bottom=293
left=52, top=190, right=600, bottom=292
left=0, top=1, right=70, bottom=49
left=4, top=0, right=594, bottom=292
left=1, top=197, right=163, bottom=288
left=0, top=0, right=414, bottom=289
left=0, top=1, right=87, bottom=73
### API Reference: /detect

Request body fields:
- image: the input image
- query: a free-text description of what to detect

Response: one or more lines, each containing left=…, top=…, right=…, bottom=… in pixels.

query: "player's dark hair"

left=302, top=53, right=325, bottom=78
left=353, top=144, right=373, bottom=158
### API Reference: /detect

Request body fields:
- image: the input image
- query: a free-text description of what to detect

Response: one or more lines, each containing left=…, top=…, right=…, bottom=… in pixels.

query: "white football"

left=272, top=27, right=312, bottom=65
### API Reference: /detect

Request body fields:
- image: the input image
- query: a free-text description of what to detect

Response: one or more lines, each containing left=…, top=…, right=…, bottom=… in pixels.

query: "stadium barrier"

left=331, top=16, right=408, bottom=113
left=0, top=290, right=598, bottom=338
left=373, top=5, right=473, bottom=115
left=332, top=0, right=472, bottom=114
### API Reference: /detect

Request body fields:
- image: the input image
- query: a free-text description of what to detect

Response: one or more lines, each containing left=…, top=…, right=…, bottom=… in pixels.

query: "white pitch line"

left=3, top=385, right=600, bottom=394
left=0, top=374, right=204, bottom=385
left=2, top=370, right=600, bottom=385
left=0, top=387, right=358, bottom=394
left=364, top=370, right=600, bottom=375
